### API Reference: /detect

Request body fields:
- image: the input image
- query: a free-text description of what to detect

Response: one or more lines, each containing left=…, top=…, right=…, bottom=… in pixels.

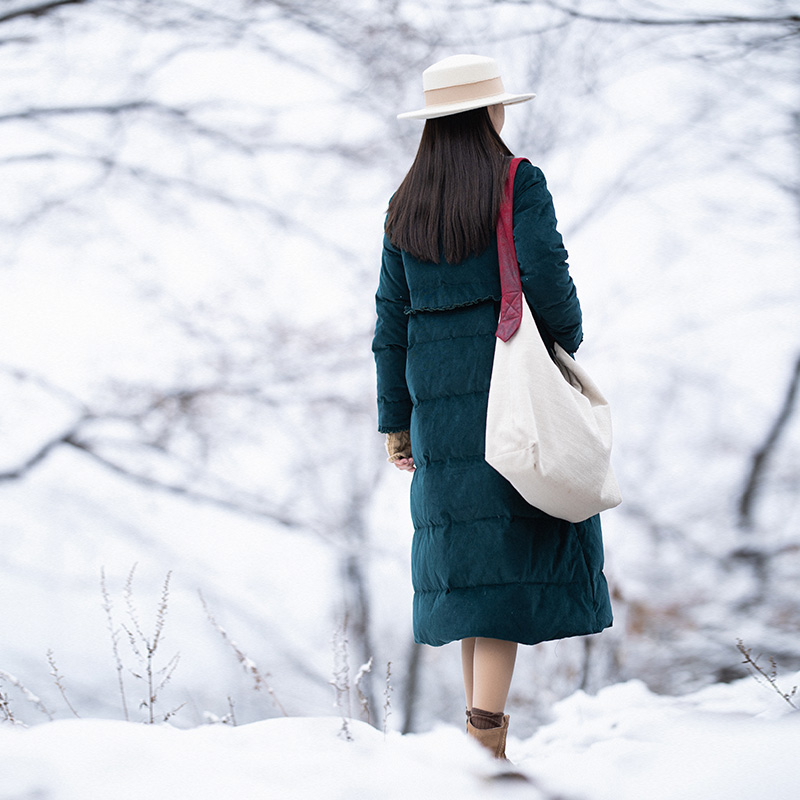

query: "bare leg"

left=461, top=637, right=476, bottom=710
left=471, top=637, right=518, bottom=714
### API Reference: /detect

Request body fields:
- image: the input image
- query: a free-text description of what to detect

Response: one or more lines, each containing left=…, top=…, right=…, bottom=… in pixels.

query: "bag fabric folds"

left=484, top=157, right=622, bottom=523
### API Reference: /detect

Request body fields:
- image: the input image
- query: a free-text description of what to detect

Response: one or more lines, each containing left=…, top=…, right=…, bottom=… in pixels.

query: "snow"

left=2, top=676, right=798, bottom=800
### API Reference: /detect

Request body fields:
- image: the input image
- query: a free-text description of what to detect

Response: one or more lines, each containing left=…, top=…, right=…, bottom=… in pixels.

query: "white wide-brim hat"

left=398, top=54, right=535, bottom=121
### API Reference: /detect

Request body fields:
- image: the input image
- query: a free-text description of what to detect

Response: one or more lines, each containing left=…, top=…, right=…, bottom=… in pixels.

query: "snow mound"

left=520, top=677, right=800, bottom=799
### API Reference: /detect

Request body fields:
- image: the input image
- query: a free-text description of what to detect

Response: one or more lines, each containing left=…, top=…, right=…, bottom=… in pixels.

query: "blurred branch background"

left=1, top=0, right=798, bottom=733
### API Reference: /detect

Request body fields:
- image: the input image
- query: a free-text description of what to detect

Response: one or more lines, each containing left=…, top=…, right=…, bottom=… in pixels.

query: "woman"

left=372, top=54, right=612, bottom=759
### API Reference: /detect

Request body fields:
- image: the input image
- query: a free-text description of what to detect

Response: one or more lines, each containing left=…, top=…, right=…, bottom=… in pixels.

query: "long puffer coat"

left=372, top=160, right=612, bottom=647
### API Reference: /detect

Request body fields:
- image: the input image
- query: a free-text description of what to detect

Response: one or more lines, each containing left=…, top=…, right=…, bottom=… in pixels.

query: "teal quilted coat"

left=373, top=160, right=612, bottom=647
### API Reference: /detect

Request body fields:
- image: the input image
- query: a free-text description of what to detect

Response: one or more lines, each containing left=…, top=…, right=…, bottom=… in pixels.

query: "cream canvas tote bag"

left=484, top=158, right=621, bottom=523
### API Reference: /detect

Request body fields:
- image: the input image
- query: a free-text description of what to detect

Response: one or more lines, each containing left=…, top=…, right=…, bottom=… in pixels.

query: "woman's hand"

left=385, top=430, right=414, bottom=472
left=392, top=456, right=416, bottom=473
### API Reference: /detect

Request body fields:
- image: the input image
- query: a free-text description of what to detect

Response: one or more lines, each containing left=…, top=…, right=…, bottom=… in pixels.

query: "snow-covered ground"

left=3, top=675, right=798, bottom=800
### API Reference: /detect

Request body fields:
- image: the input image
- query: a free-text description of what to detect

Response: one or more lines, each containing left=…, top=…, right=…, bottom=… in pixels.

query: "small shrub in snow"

left=737, top=639, right=798, bottom=710
left=328, top=618, right=384, bottom=738
left=203, top=696, right=238, bottom=726
left=101, top=567, right=130, bottom=720
left=354, top=656, right=373, bottom=724
left=383, top=661, right=393, bottom=738
left=0, top=683, right=23, bottom=726
left=199, top=590, right=287, bottom=717
left=0, top=669, right=53, bottom=722
left=330, top=618, right=353, bottom=741
left=46, top=650, right=80, bottom=718
left=104, top=564, right=183, bottom=723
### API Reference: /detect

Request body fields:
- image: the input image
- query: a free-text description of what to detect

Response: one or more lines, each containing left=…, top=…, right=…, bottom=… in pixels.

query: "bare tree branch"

left=0, top=406, right=353, bottom=537
left=0, top=101, right=270, bottom=157
left=739, top=353, right=800, bottom=529
left=0, top=421, right=88, bottom=482
left=62, top=433, right=320, bottom=532
left=0, top=364, right=91, bottom=413
left=540, top=2, right=800, bottom=31
left=0, top=0, right=87, bottom=25
left=0, top=101, right=170, bottom=125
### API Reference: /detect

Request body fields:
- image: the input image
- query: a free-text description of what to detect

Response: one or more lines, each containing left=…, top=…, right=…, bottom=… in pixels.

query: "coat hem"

left=412, top=580, right=613, bottom=647
left=414, top=620, right=612, bottom=648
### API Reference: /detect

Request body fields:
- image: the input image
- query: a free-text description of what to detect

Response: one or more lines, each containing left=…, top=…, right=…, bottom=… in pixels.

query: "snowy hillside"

left=2, top=676, right=799, bottom=800
left=1, top=0, right=799, bottom=746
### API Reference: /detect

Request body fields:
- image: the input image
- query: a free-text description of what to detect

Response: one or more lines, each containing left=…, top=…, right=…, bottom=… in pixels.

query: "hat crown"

left=422, top=54, right=501, bottom=91
left=397, top=53, right=533, bottom=120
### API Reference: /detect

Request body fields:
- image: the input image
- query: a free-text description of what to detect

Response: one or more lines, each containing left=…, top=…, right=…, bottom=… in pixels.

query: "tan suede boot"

left=466, top=714, right=510, bottom=760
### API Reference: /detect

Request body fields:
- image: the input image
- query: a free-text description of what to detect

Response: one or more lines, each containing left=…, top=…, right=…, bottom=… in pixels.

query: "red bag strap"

left=495, top=156, right=529, bottom=342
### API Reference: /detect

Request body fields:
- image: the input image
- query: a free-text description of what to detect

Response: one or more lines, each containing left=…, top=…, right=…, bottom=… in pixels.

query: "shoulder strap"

left=495, top=157, right=529, bottom=342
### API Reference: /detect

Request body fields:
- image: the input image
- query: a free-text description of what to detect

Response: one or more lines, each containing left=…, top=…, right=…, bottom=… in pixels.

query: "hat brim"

left=397, top=91, right=535, bottom=121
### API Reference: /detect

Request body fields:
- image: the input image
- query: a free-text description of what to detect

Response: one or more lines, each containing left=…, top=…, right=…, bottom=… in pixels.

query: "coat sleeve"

left=372, top=232, right=413, bottom=433
left=512, top=161, right=583, bottom=353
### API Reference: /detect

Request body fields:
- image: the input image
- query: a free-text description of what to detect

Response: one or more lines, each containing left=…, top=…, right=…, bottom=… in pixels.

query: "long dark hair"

left=386, top=106, right=513, bottom=264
